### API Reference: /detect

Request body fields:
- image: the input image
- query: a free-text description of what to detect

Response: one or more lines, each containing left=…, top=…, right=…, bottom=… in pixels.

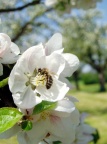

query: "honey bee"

left=38, top=68, right=53, bottom=89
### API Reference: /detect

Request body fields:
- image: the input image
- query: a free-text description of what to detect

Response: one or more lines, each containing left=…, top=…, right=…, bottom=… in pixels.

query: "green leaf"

left=92, top=129, right=100, bottom=144
left=21, top=121, right=32, bottom=131
left=53, top=141, right=62, bottom=144
left=0, top=107, right=23, bottom=134
left=33, top=101, right=57, bottom=114
left=0, top=77, right=8, bottom=88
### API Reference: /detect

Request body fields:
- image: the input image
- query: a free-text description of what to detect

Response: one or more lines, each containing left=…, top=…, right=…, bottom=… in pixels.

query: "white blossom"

left=0, top=97, right=79, bottom=144
left=72, top=113, right=96, bottom=144
left=45, top=0, right=101, bottom=9
left=0, top=33, right=20, bottom=76
left=9, top=43, right=69, bottom=109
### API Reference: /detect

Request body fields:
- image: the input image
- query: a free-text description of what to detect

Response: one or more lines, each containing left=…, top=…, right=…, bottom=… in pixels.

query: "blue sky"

left=97, top=0, right=107, bottom=23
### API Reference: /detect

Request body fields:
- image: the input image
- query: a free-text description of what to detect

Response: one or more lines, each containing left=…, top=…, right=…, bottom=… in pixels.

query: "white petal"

left=15, top=43, right=45, bottom=74
left=0, top=63, right=3, bottom=76
left=59, top=75, right=72, bottom=89
left=27, top=120, right=48, bottom=144
left=17, top=132, right=31, bottom=144
left=0, top=125, right=20, bottom=139
left=48, top=116, right=76, bottom=144
left=37, top=78, right=69, bottom=102
left=46, top=52, right=65, bottom=76
left=12, top=86, right=42, bottom=109
left=10, top=42, right=20, bottom=55
left=82, top=124, right=96, bottom=134
left=45, top=0, right=57, bottom=7
left=62, top=53, right=79, bottom=77
left=0, top=42, right=20, bottom=64
left=70, top=108, right=80, bottom=126
left=0, top=33, right=11, bottom=54
left=9, top=64, right=27, bottom=93
left=52, top=99, right=75, bottom=117
left=45, top=33, right=62, bottom=55
left=9, top=43, right=46, bottom=93
left=66, top=95, right=79, bottom=103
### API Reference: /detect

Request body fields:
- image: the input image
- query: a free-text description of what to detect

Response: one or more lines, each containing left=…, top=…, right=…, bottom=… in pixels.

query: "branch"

left=12, top=8, right=52, bottom=42
left=0, top=0, right=40, bottom=13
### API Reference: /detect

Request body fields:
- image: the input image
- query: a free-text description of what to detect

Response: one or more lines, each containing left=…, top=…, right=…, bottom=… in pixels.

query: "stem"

left=43, top=139, right=49, bottom=144
left=0, top=77, right=8, bottom=88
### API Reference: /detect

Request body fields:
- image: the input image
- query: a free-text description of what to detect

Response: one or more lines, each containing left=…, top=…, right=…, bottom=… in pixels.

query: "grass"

left=68, top=82, right=107, bottom=144
left=0, top=82, right=107, bottom=144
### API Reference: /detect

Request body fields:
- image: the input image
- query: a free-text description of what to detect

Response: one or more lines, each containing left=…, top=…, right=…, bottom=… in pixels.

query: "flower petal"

left=0, top=33, right=11, bottom=55
left=17, top=132, right=31, bottom=144
left=27, top=120, right=48, bottom=144
left=0, top=125, right=20, bottom=139
left=48, top=115, right=76, bottom=144
left=70, top=108, right=80, bottom=126
left=62, top=53, right=79, bottom=77
left=51, top=99, right=75, bottom=117
left=12, top=86, right=42, bottom=109
left=9, top=64, right=27, bottom=93
left=45, top=33, right=62, bottom=55
left=59, top=75, right=72, bottom=89
left=9, top=43, right=46, bottom=93
left=37, top=78, right=69, bottom=102
left=0, top=41, right=20, bottom=64
left=46, top=52, right=65, bottom=76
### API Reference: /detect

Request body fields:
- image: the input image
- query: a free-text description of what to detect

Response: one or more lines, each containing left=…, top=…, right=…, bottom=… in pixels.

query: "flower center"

left=25, top=68, right=53, bottom=90
left=31, top=74, right=47, bottom=87
left=39, top=111, right=50, bottom=120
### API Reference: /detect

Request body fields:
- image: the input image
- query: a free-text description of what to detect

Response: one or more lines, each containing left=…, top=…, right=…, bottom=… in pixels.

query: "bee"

left=38, top=68, right=53, bottom=89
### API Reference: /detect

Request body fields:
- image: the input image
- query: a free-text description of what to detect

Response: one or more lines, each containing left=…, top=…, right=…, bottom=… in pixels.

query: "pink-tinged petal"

left=0, top=63, right=3, bottom=76
left=0, top=33, right=11, bottom=55
left=12, top=86, right=42, bottom=109
left=45, top=33, right=62, bottom=55
left=46, top=52, right=65, bottom=76
left=0, top=42, right=20, bottom=64
left=62, top=53, right=79, bottom=77
left=48, top=115, right=76, bottom=144
left=0, top=125, right=20, bottom=139
left=37, top=78, right=69, bottom=102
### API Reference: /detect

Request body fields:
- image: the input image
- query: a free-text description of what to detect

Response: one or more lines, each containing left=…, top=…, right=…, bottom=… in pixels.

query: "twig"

left=0, top=0, right=40, bottom=13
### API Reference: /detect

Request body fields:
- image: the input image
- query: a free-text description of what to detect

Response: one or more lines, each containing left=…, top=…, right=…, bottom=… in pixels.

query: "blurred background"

left=0, top=0, right=107, bottom=144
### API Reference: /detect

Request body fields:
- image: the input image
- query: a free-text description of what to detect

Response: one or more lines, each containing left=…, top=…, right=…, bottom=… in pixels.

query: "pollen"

left=39, top=111, right=50, bottom=120
left=31, top=74, right=47, bottom=87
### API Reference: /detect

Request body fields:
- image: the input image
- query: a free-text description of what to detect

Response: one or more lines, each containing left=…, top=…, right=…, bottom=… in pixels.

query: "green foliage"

left=92, top=129, right=100, bottom=144
left=0, top=108, right=23, bottom=134
left=33, top=101, right=57, bottom=114
left=0, top=78, right=8, bottom=88
left=53, top=141, right=61, bottom=144
left=80, top=73, right=99, bottom=84
left=21, top=121, right=33, bottom=131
